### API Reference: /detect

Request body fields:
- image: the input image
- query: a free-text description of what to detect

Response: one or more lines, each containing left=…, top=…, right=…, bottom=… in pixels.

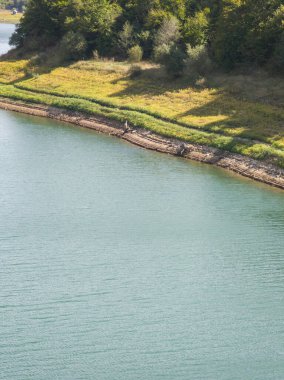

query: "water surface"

left=0, top=23, right=14, bottom=55
left=0, top=109, right=284, bottom=380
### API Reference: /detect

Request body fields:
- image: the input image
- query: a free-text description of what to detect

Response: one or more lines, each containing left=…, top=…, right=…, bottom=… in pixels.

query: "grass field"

left=0, top=10, right=22, bottom=24
left=0, top=60, right=27, bottom=83
left=0, top=58, right=284, bottom=167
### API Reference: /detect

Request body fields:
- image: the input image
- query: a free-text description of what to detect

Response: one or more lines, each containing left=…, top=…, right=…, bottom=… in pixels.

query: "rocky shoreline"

left=0, top=98, right=283, bottom=190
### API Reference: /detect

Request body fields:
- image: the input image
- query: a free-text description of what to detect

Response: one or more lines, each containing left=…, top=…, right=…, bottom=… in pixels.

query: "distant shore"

left=0, top=98, right=283, bottom=190
left=0, top=10, right=22, bottom=24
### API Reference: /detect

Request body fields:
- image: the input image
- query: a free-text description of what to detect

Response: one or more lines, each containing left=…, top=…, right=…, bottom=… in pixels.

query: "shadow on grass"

left=109, top=65, right=284, bottom=144
left=176, top=94, right=284, bottom=143
left=109, top=66, right=203, bottom=97
left=2, top=55, right=283, bottom=147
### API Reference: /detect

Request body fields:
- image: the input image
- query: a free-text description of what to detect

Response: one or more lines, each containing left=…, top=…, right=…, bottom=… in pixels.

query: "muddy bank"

left=0, top=98, right=283, bottom=190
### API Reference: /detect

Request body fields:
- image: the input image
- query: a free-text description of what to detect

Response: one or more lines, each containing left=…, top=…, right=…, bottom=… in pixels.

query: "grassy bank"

left=0, top=58, right=284, bottom=167
left=0, top=10, right=21, bottom=24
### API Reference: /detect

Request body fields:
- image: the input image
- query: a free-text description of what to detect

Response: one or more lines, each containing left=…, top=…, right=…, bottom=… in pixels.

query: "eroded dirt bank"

left=0, top=98, right=283, bottom=190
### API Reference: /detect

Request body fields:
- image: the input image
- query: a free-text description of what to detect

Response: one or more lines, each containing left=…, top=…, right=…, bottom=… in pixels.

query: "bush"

left=153, top=43, right=171, bottom=64
left=164, top=45, right=186, bottom=78
left=152, top=15, right=183, bottom=76
left=183, top=9, right=209, bottom=47
left=92, top=50, right=100, bottom=60
left=154, top=16, right=180, bottom=47
left=185, top=44, right=213, bottom=76
left=117, top=21, right=134, bottom=56
left=153, top=39, right=185, bottom=78
left=60, top=31, right=87, bottom=61
left=128, top=45, right=143, bottom=63
left=28, top=52, right=48, bottom=66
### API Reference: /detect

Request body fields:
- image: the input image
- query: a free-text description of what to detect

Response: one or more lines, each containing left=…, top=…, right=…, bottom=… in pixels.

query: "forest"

left=8, top=0, right=284, bottom=75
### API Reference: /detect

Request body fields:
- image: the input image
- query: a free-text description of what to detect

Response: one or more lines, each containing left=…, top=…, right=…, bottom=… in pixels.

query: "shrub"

left=153, top=43, right=171, bottom=64
left=60, top=31, right=87, bottom=61
left=183, top=9, right=209, bottom=47
left=152, top=15, right=183, bottom=76
left=153, top=38, right=185, bottom=78
left=137, top=30, right=151, bottom=58
left=153, top=16, right=180, bottom=47
left=164, top=45, right=186, bottom=78
left=28, top=53, right=47, bottom=66
left=92, top=50, right=100, bottom=60
left=118, top=21, right=134, bottom=56
left=185, top=44, right=213, bottom=76
left=128, top=45, right=143, bottom=63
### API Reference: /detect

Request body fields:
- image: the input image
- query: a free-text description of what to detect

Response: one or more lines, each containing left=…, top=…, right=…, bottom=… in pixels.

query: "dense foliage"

left=10, top=0, right=284, bottom=73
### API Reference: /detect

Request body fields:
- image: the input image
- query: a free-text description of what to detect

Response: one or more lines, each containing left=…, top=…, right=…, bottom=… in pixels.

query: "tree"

left=117, top=21, right=134, bottom=55
left=212, top=0, right=284, bottom=69
left=183, top=8, right=210, bottom=47
left=68, top=0, right=121, bottom=35
left=9, top=0, right=284, bottom=72
left=154, top=16, right=180, bottom=48
left=10, top=0, right=70, bottom=49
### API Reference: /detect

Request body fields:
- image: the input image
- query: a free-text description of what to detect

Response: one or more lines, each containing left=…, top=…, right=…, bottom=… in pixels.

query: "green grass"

left=0, top=58, right=284, bottom=168
left=1, top=83, right=284, bottom=168
left=13, top=61, right=284, bottom=151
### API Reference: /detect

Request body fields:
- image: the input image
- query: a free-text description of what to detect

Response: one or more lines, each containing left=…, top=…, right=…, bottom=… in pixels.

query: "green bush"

left=60, top=31, right=87, bottom=61
left=183, top=9, right=209, bottom=47
left=128, top=45, right=143, bottom=63
left=153, top=43, right=171, bottom=64
left=185, top=44, right=213, bottom=76
left=164, top=44, right=186, bottom=78
left=152, top=15, right=185, bottom=76
left=153, top=16, right=180, bottom=47
left=92, top=50, right=100, bottom=60
left=117, top=21, right=134, bottom=56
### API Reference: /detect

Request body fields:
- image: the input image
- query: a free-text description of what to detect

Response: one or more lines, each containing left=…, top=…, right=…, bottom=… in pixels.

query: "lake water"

left=0, top=23, right=14, bottom=55
left=0, top=109, right=284, bottom=380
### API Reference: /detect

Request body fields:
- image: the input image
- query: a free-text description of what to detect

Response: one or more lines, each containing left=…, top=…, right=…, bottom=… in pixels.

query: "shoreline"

left=0, top=98, right=284, bottom=190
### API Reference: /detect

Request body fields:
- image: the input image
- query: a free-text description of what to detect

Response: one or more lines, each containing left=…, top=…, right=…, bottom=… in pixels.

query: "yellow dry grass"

left=15, top=60, right=284, bottom=148
left=0, top=10, right=22, bottom=24
left=0, top=58, right=283, bottom=149
left=0, top=60, right=27, bottom=83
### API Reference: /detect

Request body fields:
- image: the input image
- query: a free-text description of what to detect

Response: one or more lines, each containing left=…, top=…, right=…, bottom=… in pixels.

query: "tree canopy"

left=10, top=0, right=284, bottom=72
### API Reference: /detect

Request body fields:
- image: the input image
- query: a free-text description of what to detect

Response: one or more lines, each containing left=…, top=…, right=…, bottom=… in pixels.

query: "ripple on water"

left=0, top=106, right=284, bottom=380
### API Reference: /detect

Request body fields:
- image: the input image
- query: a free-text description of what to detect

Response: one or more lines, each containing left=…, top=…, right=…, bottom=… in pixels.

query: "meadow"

left=0, top=58, right=284, bottom=167
left=0, top=10, right=21, bottom=24
left=0, top=59, right=27, bottom=82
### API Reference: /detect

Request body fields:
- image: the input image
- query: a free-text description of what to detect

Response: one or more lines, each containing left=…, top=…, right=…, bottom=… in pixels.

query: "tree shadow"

left=1, top=53, right=283, bottom=146
left=175, top=94, right=284, bottom=143
left=108, top=66, right=283, bottom=143
left=109, top=66, right=203, bottom=98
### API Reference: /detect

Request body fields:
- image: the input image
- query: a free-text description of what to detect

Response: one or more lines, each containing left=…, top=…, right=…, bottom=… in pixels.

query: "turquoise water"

left=0, top=23, right=14, bottom=55
left=0, top=109, right=284, bottom=379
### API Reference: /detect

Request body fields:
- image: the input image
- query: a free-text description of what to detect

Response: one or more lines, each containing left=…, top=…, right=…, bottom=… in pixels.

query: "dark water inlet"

left=0, top=109, right=284, bottom=380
